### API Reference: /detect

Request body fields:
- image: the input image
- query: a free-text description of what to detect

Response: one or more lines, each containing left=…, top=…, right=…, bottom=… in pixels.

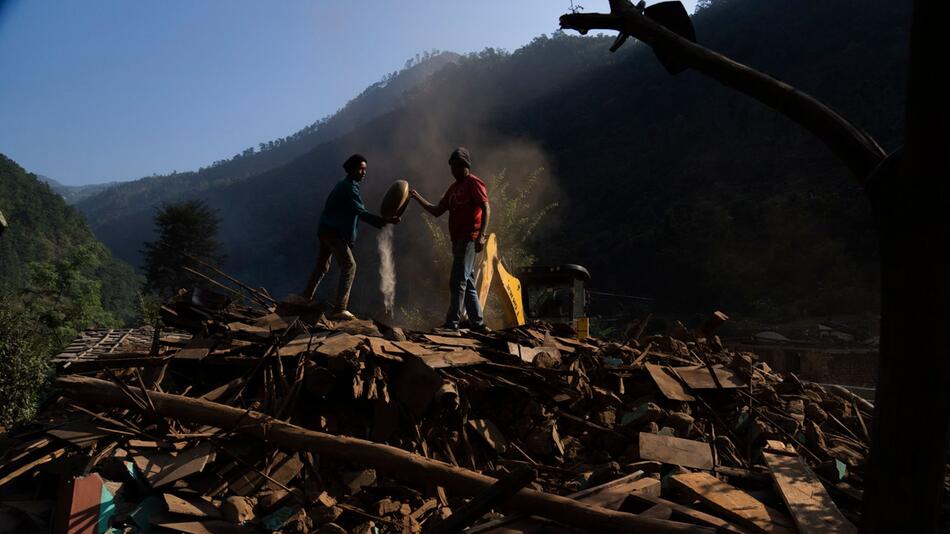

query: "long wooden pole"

left=55, top=375, right=714, bottom=534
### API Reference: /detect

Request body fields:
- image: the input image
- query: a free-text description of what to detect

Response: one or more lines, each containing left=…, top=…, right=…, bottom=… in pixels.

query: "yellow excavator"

left=476, top=233, right=591, bottom=337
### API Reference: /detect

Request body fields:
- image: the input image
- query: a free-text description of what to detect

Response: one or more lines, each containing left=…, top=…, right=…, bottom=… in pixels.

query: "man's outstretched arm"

left=410, top=189, right=447, bottom=217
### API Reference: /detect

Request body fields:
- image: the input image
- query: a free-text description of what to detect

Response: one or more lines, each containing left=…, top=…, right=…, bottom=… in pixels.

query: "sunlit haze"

left=0, top=0, right=697, bottom=185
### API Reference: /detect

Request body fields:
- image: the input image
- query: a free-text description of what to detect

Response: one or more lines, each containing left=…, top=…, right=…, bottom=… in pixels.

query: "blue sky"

left=0, top=0, right=697, bottom=185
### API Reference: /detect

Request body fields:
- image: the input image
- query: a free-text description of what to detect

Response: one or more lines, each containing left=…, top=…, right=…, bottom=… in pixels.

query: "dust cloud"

left=377, top=224, right=396, bottom=315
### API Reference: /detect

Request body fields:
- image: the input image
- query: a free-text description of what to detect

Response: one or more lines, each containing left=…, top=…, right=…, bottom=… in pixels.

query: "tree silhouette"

left=142, top=200, right=225, bottom=298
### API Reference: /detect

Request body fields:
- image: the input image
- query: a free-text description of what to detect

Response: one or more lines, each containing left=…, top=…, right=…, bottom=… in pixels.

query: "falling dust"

left=377, top=224, right=396, bottom=315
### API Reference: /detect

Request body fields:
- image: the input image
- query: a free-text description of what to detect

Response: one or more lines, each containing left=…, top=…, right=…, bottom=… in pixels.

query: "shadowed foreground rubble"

left=0, top=282, right=894, bottom=533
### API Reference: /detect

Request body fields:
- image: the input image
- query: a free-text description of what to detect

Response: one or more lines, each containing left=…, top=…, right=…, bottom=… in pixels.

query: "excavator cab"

left=517, top=264, right=590, bottom=334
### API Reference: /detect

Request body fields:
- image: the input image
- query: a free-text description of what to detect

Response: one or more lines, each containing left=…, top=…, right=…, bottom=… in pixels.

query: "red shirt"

left=439, top=174, right=489, bottom=241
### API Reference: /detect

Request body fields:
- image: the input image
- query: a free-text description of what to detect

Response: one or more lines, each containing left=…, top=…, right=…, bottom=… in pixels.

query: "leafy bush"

left=0, top=306, right=52, bottom=427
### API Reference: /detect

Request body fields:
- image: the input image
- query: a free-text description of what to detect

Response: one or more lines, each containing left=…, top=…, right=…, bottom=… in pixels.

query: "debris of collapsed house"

left=0, top=275, right=882, bottom=533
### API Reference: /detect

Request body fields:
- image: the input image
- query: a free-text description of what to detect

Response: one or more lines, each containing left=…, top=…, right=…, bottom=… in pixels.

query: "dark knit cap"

left=448, top=147, right=472, bottom=168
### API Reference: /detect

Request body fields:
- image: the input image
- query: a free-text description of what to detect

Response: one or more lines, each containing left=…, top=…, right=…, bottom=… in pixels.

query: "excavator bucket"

left=494, top=260, right=526, bottom=327
left=476, top=233, right=526, bottom=328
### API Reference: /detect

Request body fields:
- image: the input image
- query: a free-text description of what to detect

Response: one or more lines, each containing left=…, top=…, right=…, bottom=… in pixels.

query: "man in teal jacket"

left=304, top=154, right=396, bottom=320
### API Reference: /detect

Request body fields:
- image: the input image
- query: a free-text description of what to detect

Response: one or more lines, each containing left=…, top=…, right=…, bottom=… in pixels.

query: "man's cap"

left=448, top=147, right=472, bottom=168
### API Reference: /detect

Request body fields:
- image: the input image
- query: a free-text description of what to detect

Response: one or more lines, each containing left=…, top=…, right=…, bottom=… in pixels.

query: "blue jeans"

left=445, top=240, right=484, bottom=327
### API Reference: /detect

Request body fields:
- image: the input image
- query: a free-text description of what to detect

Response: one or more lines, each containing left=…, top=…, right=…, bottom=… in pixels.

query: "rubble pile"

left=0, top=285, right=876, bottom=533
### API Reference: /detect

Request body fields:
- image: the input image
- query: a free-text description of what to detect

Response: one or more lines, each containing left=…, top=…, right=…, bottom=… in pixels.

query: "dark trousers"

left=304, top=233, right=355, bottom=310
left=445, top=239, right=484, bottom=327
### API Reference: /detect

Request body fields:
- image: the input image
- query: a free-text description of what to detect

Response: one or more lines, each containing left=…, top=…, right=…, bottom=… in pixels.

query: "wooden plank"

left=673, top=365, right=746, bottom=389
left=0, top=447, right=67, bottom=487
left=314, top=333, right=365, bottom=357
left=638, top=433, right=713, bottom=470
left=645, top=364, right=695, bottom=401
left=47, top=421, right=110, bottom=448
left=416, top=349, right=487, bottom=369
left=669, top=472, right=796, bottom=534
left=264, top=452, right=303, bottom=491
left=367, top=337, right=406, bottom=362
left=225, top=322, right=270, bottom=337
left=626, top=492, right=745, bottom=533
left=162, top=493, right=221, bottom=518
left=640, top=504, right=673, bottom=520
left=424, top=334, right=482, bottom=348
left=277, top=333, right=328, bottom=357
left=251, top=313, right=294, bottom=331
left=175, top=338, right=217, bottom=361
left=580, top=477, right=661, bottom=510
left=133, top=443, right=215, bottom=488
left=763, top=450, right=857, bottom=534
left=392, top=340, right=437, bottom=357
left=555, top=336, right=597, bottom=351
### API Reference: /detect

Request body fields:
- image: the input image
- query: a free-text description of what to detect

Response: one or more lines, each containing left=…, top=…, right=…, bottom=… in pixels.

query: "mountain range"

left=72, top=0, right=909, bottom=323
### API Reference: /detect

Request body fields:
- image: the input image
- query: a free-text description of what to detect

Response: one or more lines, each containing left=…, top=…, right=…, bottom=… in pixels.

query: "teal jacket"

left=318, top=177, right=385, bottom=244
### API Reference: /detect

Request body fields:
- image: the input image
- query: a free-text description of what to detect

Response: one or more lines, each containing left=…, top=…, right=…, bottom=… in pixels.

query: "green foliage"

left=485, top=168, right=558, bottom=269
left=0, top=305, right=52, bottom=427
left=0, top=154, right=140, bottom=426
left=142, top=200, right=225, bottom=298
left=0, top=153, right=141, bottom=326
left=138, top=292, right=164, bottom=327
left=19, top=243, right=120, bottom=344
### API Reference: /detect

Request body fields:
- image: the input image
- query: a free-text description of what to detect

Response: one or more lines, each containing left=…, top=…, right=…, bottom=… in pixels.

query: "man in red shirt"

left=410, top=147, right=491, bottom=332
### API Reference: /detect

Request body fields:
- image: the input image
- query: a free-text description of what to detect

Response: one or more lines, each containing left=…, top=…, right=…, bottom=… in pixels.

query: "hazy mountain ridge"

left=77, top=0, right=909, bottom=319
left=38, top=175, right=119, bottom=204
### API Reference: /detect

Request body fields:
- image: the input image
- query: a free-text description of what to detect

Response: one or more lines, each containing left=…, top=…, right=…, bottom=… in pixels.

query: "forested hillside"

left=0, top=154, right=140, bottom=329
left=1, top=154, right=142, bottom=423
left=77, top=0, right=908, bottom=321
